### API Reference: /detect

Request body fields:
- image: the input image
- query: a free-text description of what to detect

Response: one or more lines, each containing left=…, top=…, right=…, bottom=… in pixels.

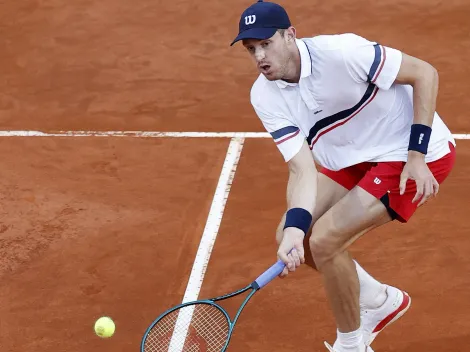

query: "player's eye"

left=261, top=42, right=270, bottom=48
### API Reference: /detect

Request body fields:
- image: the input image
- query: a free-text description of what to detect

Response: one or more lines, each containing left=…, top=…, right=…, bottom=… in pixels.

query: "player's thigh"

left=276, top=173, right=350, bottom=268
left=309, top=185, right=392, bottom=267
left=275, top=172, right=349, bottom=243
left=276, top=161, right=372, bottom=242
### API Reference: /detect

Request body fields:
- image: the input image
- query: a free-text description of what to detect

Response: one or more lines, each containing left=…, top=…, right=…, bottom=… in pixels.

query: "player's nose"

left=254, top=48, right=266, bottom=61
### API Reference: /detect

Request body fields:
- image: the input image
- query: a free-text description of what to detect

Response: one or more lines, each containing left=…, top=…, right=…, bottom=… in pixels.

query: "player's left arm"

left=393, top=53, right=440, bottom=206
left=394, top=53, right=439, bottom=130
left=342, top=39, right=440, bottom=206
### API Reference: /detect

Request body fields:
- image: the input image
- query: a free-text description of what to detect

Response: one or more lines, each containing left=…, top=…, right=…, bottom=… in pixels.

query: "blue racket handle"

left=253, top=259, right=286, bottom=289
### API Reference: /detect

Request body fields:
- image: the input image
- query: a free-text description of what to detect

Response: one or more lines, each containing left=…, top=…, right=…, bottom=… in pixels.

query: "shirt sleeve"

left=252, top=103, right=305, bottom=163
left=342, top=38, right=403, bottom=90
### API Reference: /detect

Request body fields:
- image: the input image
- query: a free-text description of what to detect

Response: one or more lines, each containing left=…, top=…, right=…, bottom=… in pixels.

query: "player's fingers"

left=412, top=180, right=424, bottom=203
left=418, top=180, right=431, bottom=207
left=279, top=267, right=289, bottom=278
left=291, top=248, right=301, bottom=268
left=277, top=248, right=290, bottom=266
left=296, top=245, right=305, bottom=264
left=422, top=177, right=437, bottom=206
left=399, top=172, right=408, bottom=195
left=287, top=253, right=296, bottom=271
left=433, top=177, right=439, bottom=196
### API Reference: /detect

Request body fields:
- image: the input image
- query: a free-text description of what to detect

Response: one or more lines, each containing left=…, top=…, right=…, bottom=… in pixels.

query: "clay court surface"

left=1, top=0, right=470, bottom=351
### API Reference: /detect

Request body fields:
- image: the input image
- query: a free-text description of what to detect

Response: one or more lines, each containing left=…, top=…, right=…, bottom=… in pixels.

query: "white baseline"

left=0, top=130, right=468, bottom=139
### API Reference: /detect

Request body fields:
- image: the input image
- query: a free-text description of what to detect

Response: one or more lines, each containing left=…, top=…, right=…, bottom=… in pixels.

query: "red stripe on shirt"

left=275, top=129, right=300, bottom=145
left=372, top=46, right=387, bottom=84
left=309, top=86, right=379, bottom=148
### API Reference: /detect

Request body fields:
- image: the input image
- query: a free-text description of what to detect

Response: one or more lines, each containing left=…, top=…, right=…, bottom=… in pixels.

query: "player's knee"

left=302, top=234, right=318, bottom=270
left=309, top=235, right=330, bottom=270
left=309, top=222, right=339, bottom=270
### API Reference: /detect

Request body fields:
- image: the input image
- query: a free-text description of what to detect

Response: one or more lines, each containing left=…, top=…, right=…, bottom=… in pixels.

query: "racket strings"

left=144, top=303, right=230, bottom=352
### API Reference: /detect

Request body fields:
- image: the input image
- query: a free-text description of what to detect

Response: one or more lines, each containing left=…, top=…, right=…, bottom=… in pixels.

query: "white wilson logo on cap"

left=245, top=15, right=256, bottom=25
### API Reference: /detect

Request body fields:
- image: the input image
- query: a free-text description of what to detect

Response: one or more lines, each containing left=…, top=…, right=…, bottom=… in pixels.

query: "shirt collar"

left=275, top=38, right=313, bottom=89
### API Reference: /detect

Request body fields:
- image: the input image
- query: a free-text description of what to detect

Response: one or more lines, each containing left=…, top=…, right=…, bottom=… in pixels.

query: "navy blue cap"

left=230, top=1, right=291, bottom=46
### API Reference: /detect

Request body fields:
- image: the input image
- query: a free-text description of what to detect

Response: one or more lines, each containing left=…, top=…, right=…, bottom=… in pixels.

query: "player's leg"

left=313, top=143, right=456, bottom=351
left=310, top=186, right=392, bottom=351
left=275, top=172, right=349, bottom=269
left=275, top=166, right=405, bottom=349
left=275, top=169, right=390, bottom=315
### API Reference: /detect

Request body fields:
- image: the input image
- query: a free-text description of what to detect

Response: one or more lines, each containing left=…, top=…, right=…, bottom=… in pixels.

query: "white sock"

left=354, top=260, right=387, bottom=309
left=333, top=327, right=365, bottom=351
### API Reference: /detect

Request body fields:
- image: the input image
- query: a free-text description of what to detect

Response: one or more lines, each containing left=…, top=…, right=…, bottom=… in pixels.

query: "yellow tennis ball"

left=94, top=316, right=115, bottom=338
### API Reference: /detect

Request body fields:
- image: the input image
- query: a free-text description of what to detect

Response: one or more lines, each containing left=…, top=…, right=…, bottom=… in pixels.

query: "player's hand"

left=400, top=151, right=439, bottom=207
left=277, top=227, right=305, bottom=278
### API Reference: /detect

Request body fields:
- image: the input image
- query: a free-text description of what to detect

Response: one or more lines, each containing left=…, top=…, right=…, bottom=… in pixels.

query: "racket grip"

left=253, top=259, right=286, bottom=289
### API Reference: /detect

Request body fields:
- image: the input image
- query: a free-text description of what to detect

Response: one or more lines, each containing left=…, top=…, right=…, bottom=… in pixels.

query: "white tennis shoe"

left=323, top=285, right=411, bottom=351
left=361, top=285, right=411, bottom=346
left=324, top=341, right=374, bottom=352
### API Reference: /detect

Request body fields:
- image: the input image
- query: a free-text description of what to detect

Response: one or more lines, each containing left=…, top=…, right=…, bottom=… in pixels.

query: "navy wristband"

left=408, top=124, right=432, bottom=155
left=283, top=208, right=313, bottom=236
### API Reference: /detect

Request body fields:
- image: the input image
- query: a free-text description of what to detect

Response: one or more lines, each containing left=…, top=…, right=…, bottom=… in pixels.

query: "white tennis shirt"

left=250, top=33, right=455, bottom=171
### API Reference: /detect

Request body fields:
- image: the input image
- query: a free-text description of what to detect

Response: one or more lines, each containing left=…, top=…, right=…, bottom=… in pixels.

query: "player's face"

left=242, top=31, right=293, bottom=81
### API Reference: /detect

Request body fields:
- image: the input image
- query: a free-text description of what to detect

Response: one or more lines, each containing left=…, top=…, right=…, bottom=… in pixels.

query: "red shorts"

left=319, top=142, right=456, bottom=223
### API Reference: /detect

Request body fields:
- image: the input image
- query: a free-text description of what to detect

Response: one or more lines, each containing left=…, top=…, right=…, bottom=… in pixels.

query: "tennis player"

left=230, top=1, right=456, bottom=351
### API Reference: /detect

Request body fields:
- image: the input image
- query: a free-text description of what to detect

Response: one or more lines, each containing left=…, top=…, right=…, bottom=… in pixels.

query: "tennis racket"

left=140, top=257, right=288, bottom=352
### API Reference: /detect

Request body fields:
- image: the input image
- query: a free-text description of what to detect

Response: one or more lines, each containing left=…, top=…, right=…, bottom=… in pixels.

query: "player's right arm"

left=251, top=84, right=317, bottom=275
left=286, top=141, right=318, bottom=213
left=278, top=140, right=318, bottom=276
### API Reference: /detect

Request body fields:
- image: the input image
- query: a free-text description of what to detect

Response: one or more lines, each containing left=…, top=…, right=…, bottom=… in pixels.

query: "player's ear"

left=286, top=26, right=296, bottom=42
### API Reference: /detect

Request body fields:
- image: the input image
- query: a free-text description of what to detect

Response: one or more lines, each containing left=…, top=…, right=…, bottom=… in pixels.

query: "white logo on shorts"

left=374, top=177, right=381, bottom=185
left=245, top=15, right=256, bottom=25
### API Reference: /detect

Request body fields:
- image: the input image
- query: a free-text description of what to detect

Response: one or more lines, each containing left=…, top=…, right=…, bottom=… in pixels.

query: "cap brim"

left=230, top=27, right=277, bottom=46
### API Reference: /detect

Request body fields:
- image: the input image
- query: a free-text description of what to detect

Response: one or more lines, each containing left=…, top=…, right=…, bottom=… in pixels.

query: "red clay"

left=0, top=138, right=229, bottom=351
left=0, top=0, right=468, bottom=351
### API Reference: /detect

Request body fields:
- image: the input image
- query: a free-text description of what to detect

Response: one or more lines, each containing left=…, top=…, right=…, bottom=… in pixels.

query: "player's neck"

left=281, top=44, right=301, bottom=84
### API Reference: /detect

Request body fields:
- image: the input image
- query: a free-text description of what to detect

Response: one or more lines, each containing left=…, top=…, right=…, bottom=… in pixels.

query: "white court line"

left=0, top=130, right=468, bottom=139
left=168, top=137, right=244, bottom=351
left=182, top=137, right=244, bottom=302
left=183, top=138, right=244, bottom=303
left=0, top=131, right=271, bottom=138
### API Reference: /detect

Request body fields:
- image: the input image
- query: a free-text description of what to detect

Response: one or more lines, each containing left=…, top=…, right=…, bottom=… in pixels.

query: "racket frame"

left=140, top=282, right=260, bottom=352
